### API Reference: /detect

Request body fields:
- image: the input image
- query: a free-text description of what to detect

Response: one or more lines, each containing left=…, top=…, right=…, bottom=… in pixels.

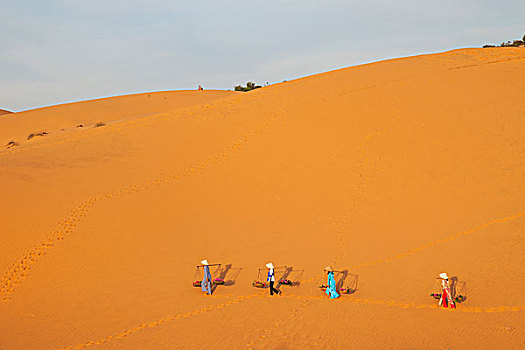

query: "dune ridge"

left=0, top=47, right=524, bottom=349
left=0, top=90, right=237, bottom=149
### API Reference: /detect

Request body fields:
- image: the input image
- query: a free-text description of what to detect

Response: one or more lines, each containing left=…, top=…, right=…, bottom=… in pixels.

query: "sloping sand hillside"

left=0, top=108, right=12, bottom=116
left=0, top=48, right=524, bottom=349
left=0, top=90, right=237, bottom=148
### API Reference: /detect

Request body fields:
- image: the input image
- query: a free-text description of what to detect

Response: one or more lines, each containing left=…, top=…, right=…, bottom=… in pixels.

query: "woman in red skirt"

left=438, top=272, right=456, bottom=309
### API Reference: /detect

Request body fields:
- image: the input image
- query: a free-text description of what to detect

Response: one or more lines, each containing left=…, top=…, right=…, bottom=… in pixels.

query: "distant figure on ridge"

left=198, top=85, right=204, bottom=91
left=201, top=259, right=212, bottom=295
left=324, top=266, right=339, bottom=299
left=438, top=272, right=455, bottom=309
left=266, top=262, right=281, bottom=296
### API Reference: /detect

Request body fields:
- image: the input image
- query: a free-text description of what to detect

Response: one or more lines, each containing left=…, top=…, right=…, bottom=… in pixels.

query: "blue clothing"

left=201, top=265, right=212, bottom=294
left=326, top=272, right=339, bottom=299
left=267, top=268, right=275, bottom=282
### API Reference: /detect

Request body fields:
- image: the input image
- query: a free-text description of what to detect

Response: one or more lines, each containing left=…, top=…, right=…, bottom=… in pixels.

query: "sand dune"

left=0, top=48, right=524, bottom=349
left=0, top=108, right=12, bottom=116
left=0, top=90, right=237, bottom=148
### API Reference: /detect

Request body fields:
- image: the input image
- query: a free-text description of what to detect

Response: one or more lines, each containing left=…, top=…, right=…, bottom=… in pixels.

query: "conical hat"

left=266, top=262, right=274, bottom=269
left=439, top=272, right=448, bottom=279
left=324, top=266, right=333, bottom=272
left=200, top=259, right=209, bottom=266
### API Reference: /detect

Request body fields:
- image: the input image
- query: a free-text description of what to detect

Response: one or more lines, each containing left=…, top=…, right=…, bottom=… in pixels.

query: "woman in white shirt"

left=266, top=262, right=281, bottom=296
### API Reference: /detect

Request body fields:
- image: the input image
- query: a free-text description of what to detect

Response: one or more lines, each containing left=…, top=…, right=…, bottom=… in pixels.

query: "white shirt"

left=267, top=268, right=275, bottom=282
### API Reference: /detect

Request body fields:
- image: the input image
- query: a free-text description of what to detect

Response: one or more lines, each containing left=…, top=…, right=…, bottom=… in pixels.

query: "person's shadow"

left=275, top=267, right=305, bottom=288
left=278, top=267, right=293, bottom=283
left=211, top=264, right=243, bottom=293
left=335, top=270, right=348, bottom=291
left=335, top=270, right=358, bottom=294
left=450, top=276, right=467, bottom=302
left=224, top=265, right=242, bottom=286
left=289, top=269, right=305, bottom=287
left=345, top=274, right=359, bottom=294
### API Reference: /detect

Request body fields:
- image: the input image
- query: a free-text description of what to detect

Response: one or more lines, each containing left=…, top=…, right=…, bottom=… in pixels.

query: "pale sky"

left=1, top=0, right=523, bottom=111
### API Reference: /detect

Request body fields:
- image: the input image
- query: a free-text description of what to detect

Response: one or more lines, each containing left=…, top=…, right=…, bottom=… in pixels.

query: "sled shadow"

left=289, top=269, right=305, bottom=287
left=335, top=270, right=348, bottom=290
left=224, top=266, right=242, bottom=286
left=270, top=266, right=291, bottom=292
left=345, top=274, right=359, bottom=294
left=276, top=267, right=304, bottom=287
left=335, top=270, right=358, bottom=294
left=278, top=266, right=293, bottom=281
left=211, top=264, right=242, bottom=292
left=450, top=276, right=467, bottom=303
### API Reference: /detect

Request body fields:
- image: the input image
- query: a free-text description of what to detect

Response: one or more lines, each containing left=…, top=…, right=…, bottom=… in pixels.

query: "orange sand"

left=0, top=48, right=524, bottom=349
left=0, top=90, right=237, bottom=148
left=0, top=109, right=12, bottom=116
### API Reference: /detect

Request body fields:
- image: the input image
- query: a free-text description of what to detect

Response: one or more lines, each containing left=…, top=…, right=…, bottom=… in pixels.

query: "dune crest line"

left=0, top=113, right=281, bottom=302
left=0, top=93, right=247, bottom=158
left=3, top=53, right=507, bottom=159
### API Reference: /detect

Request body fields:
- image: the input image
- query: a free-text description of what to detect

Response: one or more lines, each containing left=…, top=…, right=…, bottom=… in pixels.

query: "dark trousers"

left=270, top=280, right=280, bottom=295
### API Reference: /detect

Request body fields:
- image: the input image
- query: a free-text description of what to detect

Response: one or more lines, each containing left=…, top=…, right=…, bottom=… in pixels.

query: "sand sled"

left=320, top=285, right=351, bottom=293
left=278, top=266, right=300, bottom=287
left=252, top=267, right=269, bottom=288
left=430, top=278, right=443, bottom=299
left=319, top=285, right=352, bottom=293
left=193, top=263, right=222, bottom=287
left=320, top=269, right=357, bottom=295
left=252, top=266, right=289, bottom=288
left=279, top=278, right=293, bottom=286
left=431, top=277, right=466, bottom=303
left=252, top=281, right=268, bottom=288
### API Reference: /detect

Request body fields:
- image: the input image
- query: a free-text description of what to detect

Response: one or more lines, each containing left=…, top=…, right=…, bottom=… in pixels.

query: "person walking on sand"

left=266, top=262, right=281, bottom=296
left=201, top=260, right=212, bottom=295
left=325, top=266, right=339, bottom=299
left=438, top=272, right=455, bottom=309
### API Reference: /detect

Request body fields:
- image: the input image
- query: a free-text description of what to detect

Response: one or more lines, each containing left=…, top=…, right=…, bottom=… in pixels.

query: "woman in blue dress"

left=325, top=266, right=339, bottom=299
left=201, top=259, right=212, bottom=295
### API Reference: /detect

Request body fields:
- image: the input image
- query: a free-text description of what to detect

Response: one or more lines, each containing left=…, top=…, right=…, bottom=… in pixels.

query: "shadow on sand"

left=276, top=266, right=305, bottom=288
left=211, top=264, right=243, bottom=293
left=450, top=276, right=467, bottom=303
left=335, top=270, right=358, bottom=294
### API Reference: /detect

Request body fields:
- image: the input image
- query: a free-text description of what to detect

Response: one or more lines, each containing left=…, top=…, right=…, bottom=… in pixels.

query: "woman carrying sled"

left=201, top=259, right=212, bottom=295
left=438, top=272, right=455, bottom=309
left=324, top=266, right=339, bottom=299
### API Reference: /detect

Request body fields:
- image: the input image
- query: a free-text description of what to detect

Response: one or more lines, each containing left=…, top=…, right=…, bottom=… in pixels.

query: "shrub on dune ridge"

left=5, top=141, right=19, bottom=149
left=234, top=82, right=262, bottom=92
left=27, top=131, right=48, bottom=140
left=483, top=33, right=525, bottom=47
